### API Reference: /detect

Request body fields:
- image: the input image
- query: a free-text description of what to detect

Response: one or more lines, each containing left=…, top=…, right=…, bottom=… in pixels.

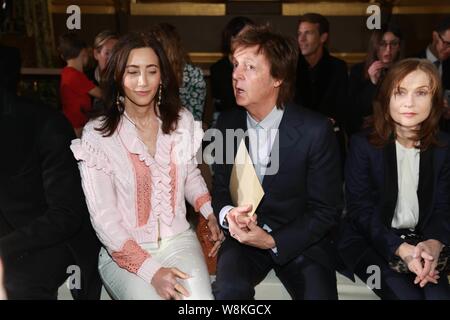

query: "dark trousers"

left=355, top=247, right=450, bottom=300
left=3, top=244, right=75, bottom=300
left=213, top=237, right=338, bottom=300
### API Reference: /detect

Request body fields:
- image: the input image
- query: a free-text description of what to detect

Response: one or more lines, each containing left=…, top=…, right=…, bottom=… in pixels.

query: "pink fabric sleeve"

left=71, top=129, right=162, bottom=282
left=179, top=111, right=213, bottom=218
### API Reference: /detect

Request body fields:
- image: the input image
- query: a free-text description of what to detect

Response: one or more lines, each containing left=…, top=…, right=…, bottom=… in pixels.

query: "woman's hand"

left=413, top=239, right=443, bottom=287
left=206, top=213, right=225, bottom=258
left=368, top=61, right=385, bottom=85
left=151, top=267, right=190, bottom=300
left=396, top=242, right=425, bottom=276
left=396, top=242, right=440, bottom=288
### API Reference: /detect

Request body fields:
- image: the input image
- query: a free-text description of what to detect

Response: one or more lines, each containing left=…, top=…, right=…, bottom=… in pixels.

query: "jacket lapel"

left=262, top=105, right=303, bottom=190
left=381, top=141, right=398, bottom=227
left=417, top=146, right=435, bottom=229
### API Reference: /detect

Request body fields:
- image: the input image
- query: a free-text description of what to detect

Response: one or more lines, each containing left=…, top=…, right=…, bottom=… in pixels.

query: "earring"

left=116, top=93, right=125, bottom=112
left=157, top=83, right=162, bottom=106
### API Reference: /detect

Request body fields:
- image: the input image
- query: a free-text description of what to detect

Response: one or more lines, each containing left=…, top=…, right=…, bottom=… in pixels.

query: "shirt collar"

left=426, top=46, right=439, bottom=63
left=247, top=106, right=284, bottom=130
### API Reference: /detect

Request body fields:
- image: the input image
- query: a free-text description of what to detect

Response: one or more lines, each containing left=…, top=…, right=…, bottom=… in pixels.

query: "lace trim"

left=128, top=152, right=152, bottom=227
left=195, top=193, right=212, bottom=212
left=111, top=239, right=150, bottom=274
left=169, top=149, right=177, bottom=215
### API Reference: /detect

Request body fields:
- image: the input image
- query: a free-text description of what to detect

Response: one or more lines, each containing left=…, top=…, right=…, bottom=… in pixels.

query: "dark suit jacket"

left=210, top=57, right=238, bottom=113
left=294, top=49, right=349, bottom=130
left=347, top=62, right=378, bottom=136
left=338, top=132, right=450, bottom=275
left=0, top=88, right=101, bottom=299
left=212, top=104, right=343, bottom=269
left=416, top=50, right=450, bottom=91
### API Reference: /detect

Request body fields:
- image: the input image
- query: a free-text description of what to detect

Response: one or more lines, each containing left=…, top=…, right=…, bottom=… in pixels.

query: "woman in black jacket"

left=339, top=58, right=450, bottom=300
left=347, top=24, right=403, bottom=136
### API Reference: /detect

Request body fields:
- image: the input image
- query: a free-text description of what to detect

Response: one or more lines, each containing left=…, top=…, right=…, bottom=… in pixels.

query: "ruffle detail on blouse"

left=118, top=116, right=176, bottom=228
left=70, top=137, right=113, bottom=176
left=171, top=110, right=204, bottom=165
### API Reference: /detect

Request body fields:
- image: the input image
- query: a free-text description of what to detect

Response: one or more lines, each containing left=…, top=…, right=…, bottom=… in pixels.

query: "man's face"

left=297, top=21, right=327, bottom=57
left=433, top=29, right=450, bottom=61
left=231, top=45, right=281, bottom=112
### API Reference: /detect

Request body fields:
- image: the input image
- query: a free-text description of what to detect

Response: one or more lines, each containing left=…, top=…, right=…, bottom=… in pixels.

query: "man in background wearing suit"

left=211, top=25, right=343, bottom=300
left=417, top=17, right=450, bottom=130
left=294, top=13, right=349, bottom=162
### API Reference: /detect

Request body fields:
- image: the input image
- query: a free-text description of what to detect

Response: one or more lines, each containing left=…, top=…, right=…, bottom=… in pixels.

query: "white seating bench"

left=57, top=270, right=379, bottom=300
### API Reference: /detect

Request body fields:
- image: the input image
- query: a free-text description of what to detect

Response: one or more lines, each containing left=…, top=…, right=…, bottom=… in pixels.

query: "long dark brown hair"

left=368, top=58, right=444, bottom=149
left=94, top=31, right=181, bottom=136
left=364, top=23, right=403, bottom=80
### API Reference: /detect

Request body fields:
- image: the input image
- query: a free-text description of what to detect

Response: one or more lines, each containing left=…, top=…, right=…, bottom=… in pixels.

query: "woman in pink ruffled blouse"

left=71, top=32, right=223, bottom=300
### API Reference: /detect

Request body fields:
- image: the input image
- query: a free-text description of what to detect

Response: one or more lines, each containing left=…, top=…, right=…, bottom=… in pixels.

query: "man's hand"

left=226, top=204, right=253, bottom=230
left=228, top=214, right=275, bottom=249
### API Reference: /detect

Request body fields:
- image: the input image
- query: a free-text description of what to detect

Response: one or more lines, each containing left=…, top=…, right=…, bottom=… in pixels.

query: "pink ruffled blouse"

left=70, top=109, right=213, bottom=283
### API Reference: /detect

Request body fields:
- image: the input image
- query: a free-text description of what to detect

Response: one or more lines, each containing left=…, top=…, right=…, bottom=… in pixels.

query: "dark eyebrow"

left=126, top=64, right=158, bottom=68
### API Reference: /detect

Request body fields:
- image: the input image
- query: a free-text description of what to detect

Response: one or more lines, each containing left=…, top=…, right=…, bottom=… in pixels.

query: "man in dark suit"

left=211, top=25, right=343, bottom=300
left=294, top=13, right=349, bottom=160
left=416, top=17, right=450, bottom=130
left=0, top=46, right=101, bottom=300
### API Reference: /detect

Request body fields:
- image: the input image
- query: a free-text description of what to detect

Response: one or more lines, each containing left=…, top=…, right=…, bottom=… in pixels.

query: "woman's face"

left=377, top=32, right=400, bottom=66
left=122, top=47, right=161, bottom=109
left=389, top=69, right=433, bottom=131
left=94, top=38, right=118, bottom=71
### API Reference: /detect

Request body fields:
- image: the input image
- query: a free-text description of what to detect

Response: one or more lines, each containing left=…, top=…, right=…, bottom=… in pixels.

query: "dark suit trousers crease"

left=213, top=236, right=338, bottom=300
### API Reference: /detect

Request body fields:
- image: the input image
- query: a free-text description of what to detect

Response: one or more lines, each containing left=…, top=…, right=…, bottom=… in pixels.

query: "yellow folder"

left=229, top=139, right=265, bottom=216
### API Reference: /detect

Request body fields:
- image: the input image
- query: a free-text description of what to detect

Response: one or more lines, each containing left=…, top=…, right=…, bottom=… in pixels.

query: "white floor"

left=58, top=270, right=379, bottom=300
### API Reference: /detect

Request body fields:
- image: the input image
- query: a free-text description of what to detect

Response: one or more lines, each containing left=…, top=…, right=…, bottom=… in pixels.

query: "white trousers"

left=98, top=229, right=213, bottom=300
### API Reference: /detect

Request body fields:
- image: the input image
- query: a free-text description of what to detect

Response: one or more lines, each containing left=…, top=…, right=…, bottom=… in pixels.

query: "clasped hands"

left=396, top=239, right=444, bottom=288
left=226, top=204, right=276, bottom=250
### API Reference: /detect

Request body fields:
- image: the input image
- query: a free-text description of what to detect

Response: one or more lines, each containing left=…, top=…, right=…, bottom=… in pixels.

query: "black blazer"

left=347, top=62, right=378, bottom=136
left=416, top=50, right=450, bottom=91
left=0, top=88, right=101, bottom=298
left=294, top=49, right=349, bottom=129
left=339, top=132, right=450, bottom=274
left=210, top=57, right=238, bottom=113
left=212, top=104, right=343, bottom=269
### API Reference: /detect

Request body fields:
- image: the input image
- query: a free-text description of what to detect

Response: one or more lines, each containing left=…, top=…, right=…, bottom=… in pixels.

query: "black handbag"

left=389, top=232, right=450, bottom=273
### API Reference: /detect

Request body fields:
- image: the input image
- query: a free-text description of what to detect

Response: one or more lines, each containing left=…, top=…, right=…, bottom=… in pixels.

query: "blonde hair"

left=93, top=30, right=118, bottom=52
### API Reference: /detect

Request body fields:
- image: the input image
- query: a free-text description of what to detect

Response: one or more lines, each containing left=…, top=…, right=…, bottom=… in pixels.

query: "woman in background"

left=89, top=30, right=119, bottom=86
left=149, top=23, right=206, bottom=121
left=347, top=23, right=403, bottom=136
